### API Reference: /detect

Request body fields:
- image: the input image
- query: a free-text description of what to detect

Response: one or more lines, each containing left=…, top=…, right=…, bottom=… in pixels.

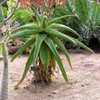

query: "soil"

left=0, top=52, right=100, bottom=100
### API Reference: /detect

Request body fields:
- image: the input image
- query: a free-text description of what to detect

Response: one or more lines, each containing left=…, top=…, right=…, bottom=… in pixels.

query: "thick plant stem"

left=0, top=43, right=8, bottom=100
left=33, top=59, right=56, bottom=84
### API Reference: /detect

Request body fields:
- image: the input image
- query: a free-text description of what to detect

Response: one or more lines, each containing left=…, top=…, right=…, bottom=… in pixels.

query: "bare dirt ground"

left=1, top=53, right=100, bottom=100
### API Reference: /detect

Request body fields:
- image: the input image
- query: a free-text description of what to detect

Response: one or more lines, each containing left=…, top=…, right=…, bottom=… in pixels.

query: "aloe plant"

left=10, top=10, right=93, bottom=88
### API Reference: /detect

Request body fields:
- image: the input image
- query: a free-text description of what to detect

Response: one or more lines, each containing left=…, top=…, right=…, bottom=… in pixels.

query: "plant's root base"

left=31, top=66, right=53, bottom=86
left=30, top=59, right=55, bottom=86
left=32, top=70, right=52, bottom=85
left=31, top=79, right=52, bottom=86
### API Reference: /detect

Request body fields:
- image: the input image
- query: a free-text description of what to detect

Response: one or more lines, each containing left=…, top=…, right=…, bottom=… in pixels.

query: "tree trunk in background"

left=0, top=44, right=8, bottom=100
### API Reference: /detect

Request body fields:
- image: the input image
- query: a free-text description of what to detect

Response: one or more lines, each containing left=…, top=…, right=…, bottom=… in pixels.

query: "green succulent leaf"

left=53, top=38, right=72, bottom=69
left=49, top=15, right=75, bottom=24
left=45, top=38, right=68, bottom=81
left=34, top=34, right=47, bottom=62
left=75, top=39, right=94, bottom=53
left=41, top=16, right=48, bottom=28
left=40, top=43, right=50, bottom=72
left=15, top=44, right=35, bottom=88
left=46, top=29, right=77, bottom=45
left=48, top=23, right=80, bottom=37
left=12, top=29, right=37, bottom=38
left=15, top=34, right=46, bottom=88
left=15, top=23, right=38, bottom=30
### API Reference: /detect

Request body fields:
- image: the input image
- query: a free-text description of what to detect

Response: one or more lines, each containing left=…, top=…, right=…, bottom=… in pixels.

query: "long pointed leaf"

left=48, top=23, right=80, bottom=37
left=13, top=23, right=38, bottom=32
left=46, top=29, right=77, bottom=45
left=12, top=29, right=37, bottom=38
left=75, top=39, right=94, bottom=53
left=15, top=44, right=35, bottom=88
left=40, top=43, right=50, bottom=72
left=34, top=34, right=47, bottom=62
left=53, top=38, right=73, bottom=69
left=45, top=38, right=68, bottom=81
left=15, top=34, right=46, bottom=88
left=49, top=15, right=75, bottom=24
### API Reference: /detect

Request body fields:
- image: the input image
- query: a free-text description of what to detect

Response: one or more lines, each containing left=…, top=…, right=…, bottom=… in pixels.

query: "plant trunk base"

left=31, top=59, right=55, bottom=85
left=33, top=66, right=52, bottom=85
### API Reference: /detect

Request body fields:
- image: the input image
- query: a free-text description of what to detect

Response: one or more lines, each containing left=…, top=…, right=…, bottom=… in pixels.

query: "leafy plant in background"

left=53, top=0, right=100, bottom=45
left=2, top=0, right=33, bottom=24
left=71, top=0, right=100, bottom=44
left=1, top=0, right=34, bottom=54
left=13, top=8, right=33, bottom=24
